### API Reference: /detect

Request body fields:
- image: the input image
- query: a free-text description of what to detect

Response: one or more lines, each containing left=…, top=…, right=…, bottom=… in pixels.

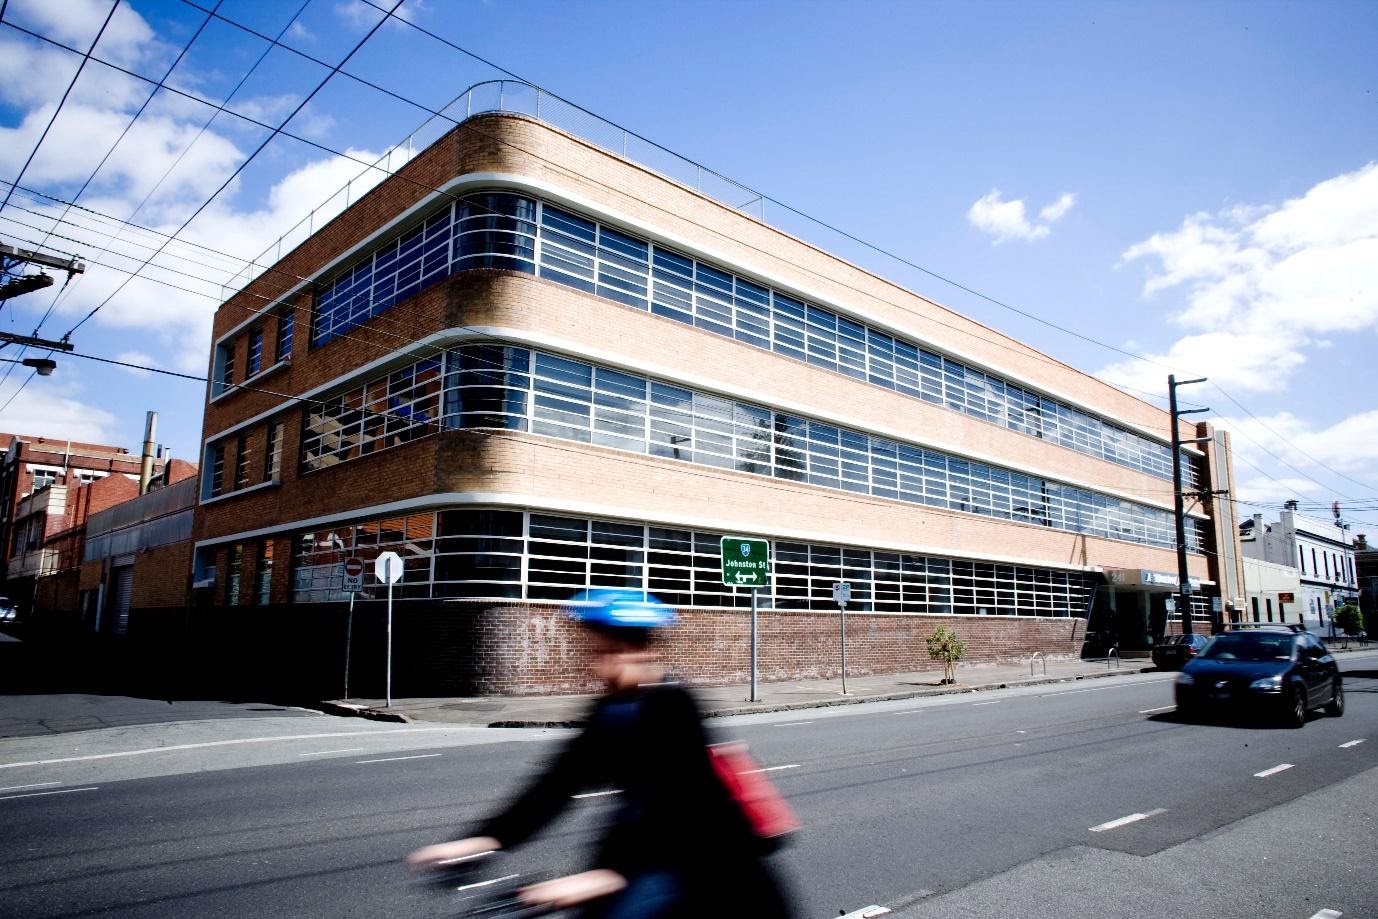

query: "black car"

left=1175, top=627, right=1343, bottom=727
left=1152, top=633, right=1209, bottom=670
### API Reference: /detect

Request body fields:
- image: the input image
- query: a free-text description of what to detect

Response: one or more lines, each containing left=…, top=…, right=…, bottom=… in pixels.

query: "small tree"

left=927, top=625, right=966, bottom=685
left=1334, top=603, right=1364, bottom=638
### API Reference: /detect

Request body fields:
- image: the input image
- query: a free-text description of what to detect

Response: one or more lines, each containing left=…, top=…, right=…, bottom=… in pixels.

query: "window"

left=264, top=422, right=283, bottom=482
left=1312, top=547, right=1318, bottom=576
left=234, top=434, right=250, bottom=490
left=247, top=327, right=263, bottom=378
left=256, top=541, right=274, bottom=605
left=1299, top=545, right=1307, bottom=574
left=208, top=445, right=225, bottom=498
left=276, top=310, right=294, bottom=363
left=214, top=342, right=236, bottom=397
left=1251, top=596, right=1260, bottom=622
left=227, top=544, right=243, bottom=607
left=1323, top=552, right=1330, bottom=579
left=289, top=509, right=1095, bottom=612
left=297, top=189, right=1196, bottom=487
left=1265, top=598, right=1273, bottom=622
left=298, top=343, right=1199, bottom=553
left=30, top=470, right=57, bottom=491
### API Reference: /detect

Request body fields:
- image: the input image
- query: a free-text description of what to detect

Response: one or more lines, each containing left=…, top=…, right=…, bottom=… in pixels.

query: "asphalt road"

left=2, top=654, right=1377, bottom=919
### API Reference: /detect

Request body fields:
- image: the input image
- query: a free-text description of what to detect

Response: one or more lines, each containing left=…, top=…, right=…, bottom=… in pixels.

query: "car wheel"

left=1282, top=685, right=1307, bottom=728
left=1325, top=680, right=1344, bottom=717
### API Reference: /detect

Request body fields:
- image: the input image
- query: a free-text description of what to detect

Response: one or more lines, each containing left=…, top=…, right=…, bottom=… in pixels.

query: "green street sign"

left=721, top=536, right=770, bottom=588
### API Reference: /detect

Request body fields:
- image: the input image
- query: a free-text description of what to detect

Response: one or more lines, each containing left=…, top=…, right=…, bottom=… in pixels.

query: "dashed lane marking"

left=0, top=786, right=98, bottom=802
left=775, top=721, right=815, bottom=727
left=0, top=728, right=450, bottom=769
left=1309, top=910, right=1342, bottom=919
left=355, top=753, right=443, bottom=765
left=837, top=907, right=891, bottom=918
left=1088, top=808, right=1167, bottom=833
left=1339, top=739, right=1365, bottom=749
left=972, top=700, right=1001, bottom=706
left=0, top=781, right=60, bottom=793
left=1138, top=705, right=1174, bottom=714
left=743, top=764, right=800, bottom=774
left=572, top=790, right=622, bottom=799
left=298, top=748, right=367, bottom=757
left=1254, top=763, right=1294, bottom=778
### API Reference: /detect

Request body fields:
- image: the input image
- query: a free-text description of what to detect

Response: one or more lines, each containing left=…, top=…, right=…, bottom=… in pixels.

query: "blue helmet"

left=566, top=589, right=677, bottom=630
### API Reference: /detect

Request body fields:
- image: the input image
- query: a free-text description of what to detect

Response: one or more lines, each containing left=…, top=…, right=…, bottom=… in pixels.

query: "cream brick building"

left=192, top=96, right=1244, bottom=696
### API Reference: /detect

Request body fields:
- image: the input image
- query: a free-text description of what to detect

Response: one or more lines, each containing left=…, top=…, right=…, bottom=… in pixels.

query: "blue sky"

left=0, top=0, right=1375, bottom=526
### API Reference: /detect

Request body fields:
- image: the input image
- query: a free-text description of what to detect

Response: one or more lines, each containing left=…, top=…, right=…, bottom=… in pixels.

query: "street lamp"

left=0, top=357, right=57, bottom=376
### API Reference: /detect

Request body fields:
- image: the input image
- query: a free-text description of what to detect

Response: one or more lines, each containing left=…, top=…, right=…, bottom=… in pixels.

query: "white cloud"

left=968, top=189, right=1076, bottom=244
left=1212, top=408, right=1378, bottom=507
left=0, top=376, right=119, bottom=443
left=286, top=22, right=315, bottom=43
left=1108, top=161, right=1378, bottom=394
left=1039, top=192, right=1077, bottom=222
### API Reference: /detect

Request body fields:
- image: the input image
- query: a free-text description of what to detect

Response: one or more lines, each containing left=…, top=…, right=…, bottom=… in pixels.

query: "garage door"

left=111, top=566, right=134, bottom=635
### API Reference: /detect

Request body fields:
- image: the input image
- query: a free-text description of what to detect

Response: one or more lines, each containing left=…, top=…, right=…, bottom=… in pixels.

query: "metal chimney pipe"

left=139, top=411, right=158, bottom=494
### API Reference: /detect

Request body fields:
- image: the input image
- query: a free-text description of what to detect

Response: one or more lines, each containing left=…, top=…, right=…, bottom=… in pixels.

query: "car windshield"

left=1200, top=633, right=1294, bottom=662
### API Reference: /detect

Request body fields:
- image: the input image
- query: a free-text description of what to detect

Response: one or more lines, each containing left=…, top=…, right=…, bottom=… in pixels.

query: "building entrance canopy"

left=1105, top=568, right=1208, bottom=593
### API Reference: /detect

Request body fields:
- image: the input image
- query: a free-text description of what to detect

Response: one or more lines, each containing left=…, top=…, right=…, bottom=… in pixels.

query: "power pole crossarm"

left=0, top=243, right=86, bottom=275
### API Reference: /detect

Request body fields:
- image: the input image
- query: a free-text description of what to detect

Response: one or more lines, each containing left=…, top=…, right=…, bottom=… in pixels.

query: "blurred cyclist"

left=408, top=589, right=793, bottom=918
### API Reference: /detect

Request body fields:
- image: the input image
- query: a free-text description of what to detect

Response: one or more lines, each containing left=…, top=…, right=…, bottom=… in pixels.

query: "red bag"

left=707, top=741, right=800, bottom=852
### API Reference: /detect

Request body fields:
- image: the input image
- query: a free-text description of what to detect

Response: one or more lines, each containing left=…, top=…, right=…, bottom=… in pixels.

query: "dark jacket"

left=476, top=681, right=791, bottom=917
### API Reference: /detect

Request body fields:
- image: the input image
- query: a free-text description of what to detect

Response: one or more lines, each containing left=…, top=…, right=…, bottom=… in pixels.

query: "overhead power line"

left=61, top=0, right=409, bottom=340
left=0, top=0, right=119, bottom=224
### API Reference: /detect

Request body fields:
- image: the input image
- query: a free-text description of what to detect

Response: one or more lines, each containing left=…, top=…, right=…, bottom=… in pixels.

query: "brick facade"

left=187, top=112, right=1238, bottom=698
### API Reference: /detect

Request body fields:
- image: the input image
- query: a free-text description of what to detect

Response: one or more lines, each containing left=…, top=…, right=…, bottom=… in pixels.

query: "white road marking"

left=1041, top=679, right=1172, bottom=698
left=1015, top=730, right=1026, bottom=734
left=298, top=748, right=367, bottom=757
left=1138, top=705, right=1174, bottom=714
left=1309, top=910, right=1343, bottom=919
left=0, top=781, right=60, bottom=793
left=572, top=790, right=622, bottom=799
left=0, top=786, right=99, bottom=802
left=972, top=700, right=1001, bottom=706
left=1254, top=763, right=1294, bottom=778
left=455, top=873, right=520, bottom=893
left=891, top=709, right=925, bottom=714
left=837, top=907, right=892, bottom=918
left=356, top=753, right=443, bottom=765
left=0, top=728, right=450, bottom=770
left=1339, top=739, right=1365, bottom=749
left=775, top=721, right=815, bottom=727
left=743, top=764, right=801, bottom=774
left=1088, top=808, right=1166, bottom=832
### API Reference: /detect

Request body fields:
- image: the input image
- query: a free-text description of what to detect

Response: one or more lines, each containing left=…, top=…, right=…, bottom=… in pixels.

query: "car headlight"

left=1176, top=673, right=1195, bottom=686
left=1249, top=674, right=1283, bottom=690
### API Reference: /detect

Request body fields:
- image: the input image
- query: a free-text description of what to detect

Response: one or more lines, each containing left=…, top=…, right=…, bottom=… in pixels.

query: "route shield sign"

left=720, top=537, right=769, bottom=587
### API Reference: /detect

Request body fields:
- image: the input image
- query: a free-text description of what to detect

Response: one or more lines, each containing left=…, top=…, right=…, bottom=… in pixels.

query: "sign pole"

left=385, top=556, right=393, bottom=709
left=750, top=586, right=759, bottom=703
left=840, top=600, right=848, bottom=695
left=344, top=591, right=354, bottom=700
left=832, top=582, right=851, bottom=694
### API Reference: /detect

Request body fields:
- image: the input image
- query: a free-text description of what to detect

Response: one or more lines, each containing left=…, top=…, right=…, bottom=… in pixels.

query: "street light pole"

left=1169, top=375, right=1210, bottom=636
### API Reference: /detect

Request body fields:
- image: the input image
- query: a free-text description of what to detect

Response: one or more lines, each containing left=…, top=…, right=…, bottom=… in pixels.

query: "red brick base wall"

left=445, top=602, right=1087, bottom=696
left=106, top=600, right=1086, bottom=700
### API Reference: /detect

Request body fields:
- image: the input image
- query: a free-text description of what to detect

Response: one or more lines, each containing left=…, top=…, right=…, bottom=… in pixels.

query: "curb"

left=485, top=665, right=1157, bottom=728
left=316, top=700, right=412, bottom=723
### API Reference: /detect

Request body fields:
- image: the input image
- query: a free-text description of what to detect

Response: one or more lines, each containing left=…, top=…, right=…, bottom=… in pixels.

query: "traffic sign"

left=343, top=557, right=365, bottom=593
left=832, top=582, right=851, bottom=607
left=721, top=537, right=769, bottom=587
left=375, top=551, right=403, bottom=584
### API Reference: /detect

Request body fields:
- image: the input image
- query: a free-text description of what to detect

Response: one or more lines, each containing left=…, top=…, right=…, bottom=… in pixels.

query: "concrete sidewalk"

left=323, top=655, right=1156, bottom=727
